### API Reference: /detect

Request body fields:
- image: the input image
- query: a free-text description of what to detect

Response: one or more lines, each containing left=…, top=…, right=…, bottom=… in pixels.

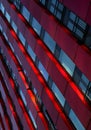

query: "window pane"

left=75, top=29, right=84, bottom=39
left=11, top=21, right=17, bottom=33
left=51, top=0, right=56, bottom=5
left=79, top=74, right=89, bottom=93
left=28, top=110, right=37, bottom=129
left=56, top=11, right=62, bottom=20
left=78, top=19, right=87, bottom=30
left=27, top=45, right=36, bottom=61
left=0, top=3, right=5, bottom=14
left=69, top=109, right=85, bottom=130
left=69, top=12, right=76, bottom=21
left=43, top=32, right=56, bottom=53
left=20, top=90, right=27, bottom=106
left=19, top=32, right=26, bottom=46
left=50, top=6, right=55, bottom=13
left=58, top=3, right=64, bottom=11
left=32, top=18, right=41, bottom=35
left=67, top=21, right=74, bottom=31
left=38, top=62, right=49, bottom=81
left=40, top=0, right=46, bottom=5
left=59, top=50, right=75, bottom=76
left=8, top=42, right=14, bottom=52
left=5, top=11, right=11, bottom=22
left=22, top=6, right=30, bottom=21
left=52, top=83, right=65, bottom=107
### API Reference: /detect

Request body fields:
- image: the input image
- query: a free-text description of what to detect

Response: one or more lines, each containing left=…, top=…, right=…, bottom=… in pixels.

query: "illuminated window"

left=21, top=6, right=30, bottom=22
left=69, top=109, right=85, bottom=130
left=11, top=21, right=18, bottom=33
left=38, top=62, right=49, bottom=81
left=32, top=17, right=41, bottom=35
left=0, top=3, right=5, bottom=14
left=3, top=32, right=8, bottom=41
left=28, top=110, right=37, bottom=129
left=5, top=11, right=11, bottom=23
left=0, top=25, right=2, bottom=32
left=54, top=44, right=61, bottom=59
left=73, top=67, right=82, bottom=85
left=40, top=0, right=46, bottom=5
left=48, top=0, right=57, bottom=13
left=79, top=74, right=89, bottom=93
left=59, top=50, right=75, bottom=76
left=19, top=90, right=27, bottom=106
left=52, top=83, right=65, bottom=107
left=27, top=45, right=36, bottom=61
left=43, top=32, right=56, bottom=53
left=64, top=101, right=71, bottom=116
left=67, top=12, right=87, bottom=40
left=8, top=42, right=14, bottom=52
left=19, top=32, right=26, bottom=46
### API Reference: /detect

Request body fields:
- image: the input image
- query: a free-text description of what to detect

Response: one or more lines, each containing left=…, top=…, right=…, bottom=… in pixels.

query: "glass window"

left=78, top=19, right=87, bottom=30
left=69, top=12, right=76, bottom=21
left=22, top=6, right=30, bottom=22
left=16, top=55, right=22, bottom=66
left=3, top=32, right=8, bottom=41
left=19, top=90, right=27, bottom=106
left=54, top=2, right=64, bottom=20
left=64, top=101, right=71, bottom=115
left=73, top=67, right=82, bottom=85
left=86, top=82, right=91, bottom=100
left=38, top=62, right=49, bottom=81
left=0, top=3, right=5, bottom=14
left=32, top=18, right=41, bottom=35
left=5, top=11, right=11, bottom=23
left=19, top=32, right=26, bottom=46
left=54, top=44, right=61, bottom=59
left=27, top=45, right=36, bottom=61
left=48, top=0, right=57, bottom=14
left=8, top=42, right=14, bottom=52
left=59, top=50, right=75, bottom=76
left=0, top=25, right=2, bottom=32
left=43, top=32, right=56, bottom=53
left=40, top=0, right=46, bottom=5
left=79, top=74, right=89, bottom=93
left=28, top=110, right=37, bottom=129
left=67, top=12, right=87, bottom=40
left=11, top=21, right=17, bottom=33
left=48, top=76, right=53, bottom=88
left=52, top=83, right=65, bottom=107
left=75, top=29, right=84, bottom=39
left=67, top=21, right=74, bottom=31
left=69, top=109, right=85, bottom=130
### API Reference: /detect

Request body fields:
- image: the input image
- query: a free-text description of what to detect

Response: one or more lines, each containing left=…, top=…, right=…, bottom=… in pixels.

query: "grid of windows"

left=40, top=0, right=89, bottom=46
left=1, top=1, right=91, bottom=102
left=1, top=24, right=86, bottom=130
left=0, top=1, right=91, bottom=129
left=67, top=12, right=87, bottom=40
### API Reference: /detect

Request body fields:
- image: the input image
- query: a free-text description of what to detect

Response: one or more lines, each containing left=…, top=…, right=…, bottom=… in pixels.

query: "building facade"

left=0, top=0, right=91, bottom=130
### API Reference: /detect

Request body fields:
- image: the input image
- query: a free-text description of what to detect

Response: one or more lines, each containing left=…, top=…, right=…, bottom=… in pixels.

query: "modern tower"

left=0, top=0, right=91, bottom=130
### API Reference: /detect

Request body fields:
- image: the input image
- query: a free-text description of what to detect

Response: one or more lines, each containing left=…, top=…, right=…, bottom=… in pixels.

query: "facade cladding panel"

left=0, top=0, right=91, bottom=130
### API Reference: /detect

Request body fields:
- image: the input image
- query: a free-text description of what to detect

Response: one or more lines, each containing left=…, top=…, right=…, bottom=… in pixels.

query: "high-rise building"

left=0, top=0, right=91, bottom=130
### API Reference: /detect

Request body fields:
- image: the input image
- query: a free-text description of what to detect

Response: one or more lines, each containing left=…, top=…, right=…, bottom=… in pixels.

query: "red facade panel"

left=35, top=41, right=50, bottom=70
left=36, top=114, right=47, bottom=130
left=65, top=83, right=91, bottom=128
left=75, top=46, right=91, bottom=80
left=30, top=70, right=44, bottom=96
left=54, top=24, right=78, bottom=60
left=86, top=4, right=91, bottom=26
left=41, top=88, right=59, bottom=124
left=56, top=114, right=69, bottom=130
left=47, top=59, right=68, bottom=94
